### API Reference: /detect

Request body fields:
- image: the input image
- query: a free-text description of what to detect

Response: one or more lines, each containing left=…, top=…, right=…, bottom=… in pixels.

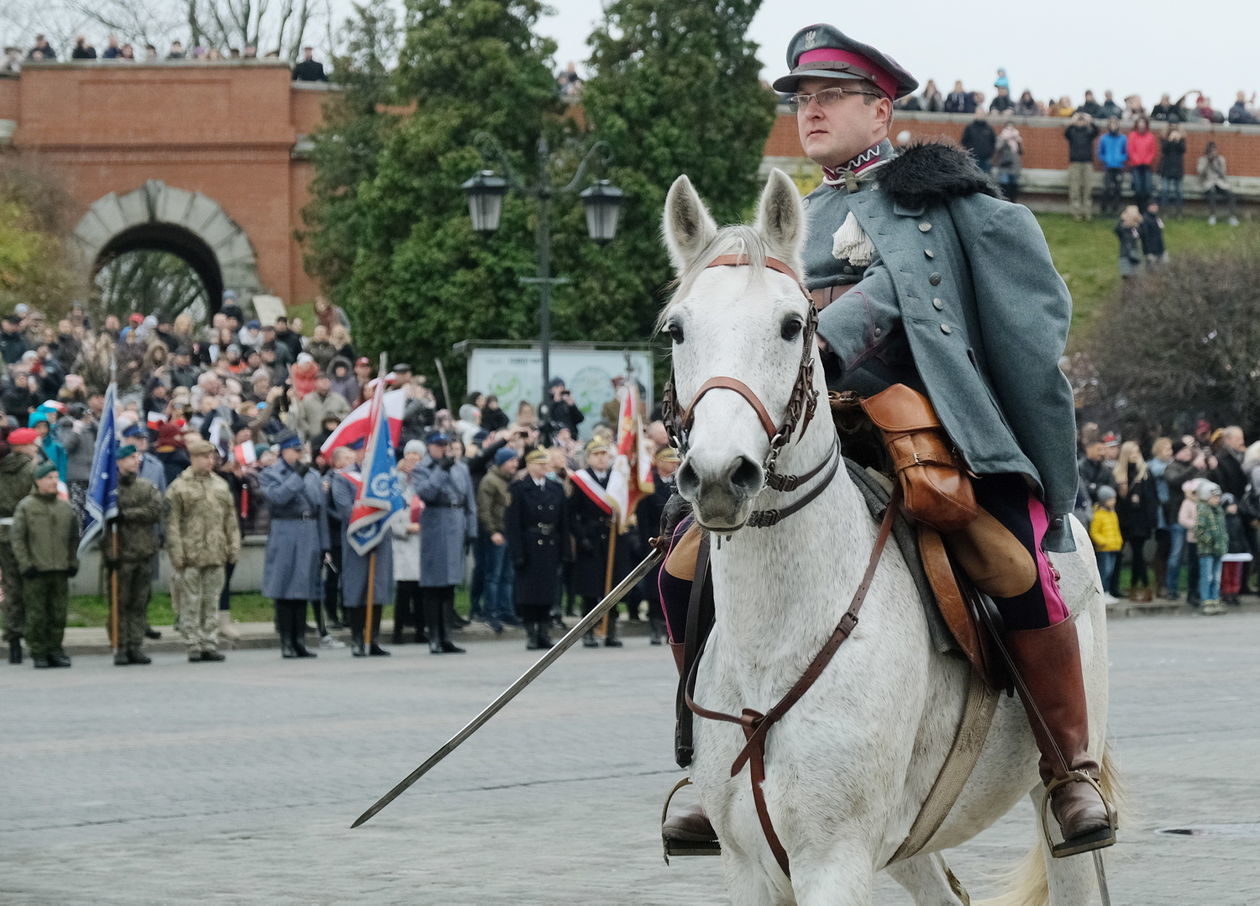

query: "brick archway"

left=73, top=179, right=261, bottom=311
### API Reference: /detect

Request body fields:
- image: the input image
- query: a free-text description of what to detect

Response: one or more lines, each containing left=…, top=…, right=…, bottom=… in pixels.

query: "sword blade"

left=351, top=546, right=665, bottom=828
left=1092, top=850, right=1111, bottom=906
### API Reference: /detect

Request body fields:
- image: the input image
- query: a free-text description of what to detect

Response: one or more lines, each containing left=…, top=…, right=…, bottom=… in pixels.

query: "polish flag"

left=319, top=388, right=408, bottom=454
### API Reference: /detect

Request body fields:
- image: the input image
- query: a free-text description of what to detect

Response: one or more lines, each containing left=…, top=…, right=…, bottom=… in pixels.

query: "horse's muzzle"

left=676, top=452, right=764, bottom=530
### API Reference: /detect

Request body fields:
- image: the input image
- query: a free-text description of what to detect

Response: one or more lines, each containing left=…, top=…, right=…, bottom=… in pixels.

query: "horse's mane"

left=656, top=225, right=770, bottom=332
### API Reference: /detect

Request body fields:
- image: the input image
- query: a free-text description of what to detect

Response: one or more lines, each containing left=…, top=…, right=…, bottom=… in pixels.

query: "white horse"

left=660, top=169, right=1118, bottom=906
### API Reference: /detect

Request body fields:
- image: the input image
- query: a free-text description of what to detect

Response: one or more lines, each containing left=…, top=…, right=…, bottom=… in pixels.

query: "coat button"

left=932, top=297, right=945, bottom=311
left=940, top=323, right=952, bottom=335
left=929, top=272, right=942, bottom=285
left=918, top=222, right=932, bottom=232
left=924, top=249, right=934, bottom=259
left=843, top=265, right=855, bottom=274
left=873, top=327, right=883, bottom=338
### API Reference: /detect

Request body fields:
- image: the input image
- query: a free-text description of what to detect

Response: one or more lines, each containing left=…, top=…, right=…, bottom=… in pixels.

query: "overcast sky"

left=541, top=0, right=1256, bottom=110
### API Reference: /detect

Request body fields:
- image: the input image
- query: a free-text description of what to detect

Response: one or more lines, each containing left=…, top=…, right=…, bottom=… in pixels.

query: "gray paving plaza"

left=1, top=610, right=1258, bottom=905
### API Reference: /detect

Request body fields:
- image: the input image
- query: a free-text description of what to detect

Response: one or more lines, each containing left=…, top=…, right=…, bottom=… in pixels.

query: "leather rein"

left=660, top=254, right=832, bottom=528
left=667, top=253, right=902, bottom=878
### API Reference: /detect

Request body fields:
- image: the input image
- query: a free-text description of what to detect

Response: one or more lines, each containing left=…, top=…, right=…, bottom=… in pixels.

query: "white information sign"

left=467, top=346, right=654, bottom=439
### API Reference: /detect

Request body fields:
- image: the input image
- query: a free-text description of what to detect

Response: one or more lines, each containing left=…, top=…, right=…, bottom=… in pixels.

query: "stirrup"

left=661, top=777, right=721, bottom=864
left=1040, top=770, right=1118, bottom=858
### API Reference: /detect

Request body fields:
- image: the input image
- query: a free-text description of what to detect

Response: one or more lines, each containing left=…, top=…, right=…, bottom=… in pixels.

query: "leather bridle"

left=660, top=254, right=831, bottom=526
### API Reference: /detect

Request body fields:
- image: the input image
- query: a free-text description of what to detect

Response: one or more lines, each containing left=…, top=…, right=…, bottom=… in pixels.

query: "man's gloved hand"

left=439, top=456, right=455, bottom=470
left=295, top=462, right=310, bottom=477
left=1042, top=514, right=1077, bottom=553
left=68, top=565, right=78, bottom=578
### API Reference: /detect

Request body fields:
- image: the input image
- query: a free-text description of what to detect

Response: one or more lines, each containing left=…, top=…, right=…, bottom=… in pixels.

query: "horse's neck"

left=708, top=417, right=876, bottom=661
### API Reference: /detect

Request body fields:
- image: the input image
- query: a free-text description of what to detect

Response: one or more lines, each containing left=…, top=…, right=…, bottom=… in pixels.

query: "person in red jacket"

left=1126, top=116, right=1158, bottom=207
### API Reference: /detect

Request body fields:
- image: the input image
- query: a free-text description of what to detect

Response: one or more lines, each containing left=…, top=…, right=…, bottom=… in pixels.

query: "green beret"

left=115, top=444, right=138, bottom=460
left=34, top=460, right=58, bottom=480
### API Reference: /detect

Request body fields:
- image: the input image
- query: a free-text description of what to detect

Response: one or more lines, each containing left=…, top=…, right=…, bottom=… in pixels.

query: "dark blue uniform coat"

left=505, top=476, right=567, bottom=607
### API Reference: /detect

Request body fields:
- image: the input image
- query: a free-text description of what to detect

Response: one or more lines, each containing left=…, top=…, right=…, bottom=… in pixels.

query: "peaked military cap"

left=653, top=447, right=681, bottom=464
left=585, top=439, right=612, bottom=455
left=773, top=24, right=918, bottom=99
left=524, top=447, right=549, bottom=464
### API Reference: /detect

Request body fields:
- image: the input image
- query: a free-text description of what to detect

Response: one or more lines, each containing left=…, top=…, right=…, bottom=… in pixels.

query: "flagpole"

left=109, top=525, right=120, bottom=655
left=599, top=515, right=617, bottom=638
left=365, top=551, right=376, bottom=648
left=361, top=351, right=388, bottom=651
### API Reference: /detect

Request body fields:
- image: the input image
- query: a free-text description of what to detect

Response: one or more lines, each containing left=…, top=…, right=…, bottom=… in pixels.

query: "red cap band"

left=797, top=48, right=895, bottom=99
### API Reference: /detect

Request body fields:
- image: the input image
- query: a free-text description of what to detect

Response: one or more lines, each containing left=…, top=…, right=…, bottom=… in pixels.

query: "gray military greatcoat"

left=260, top=461, right=328, bottom=601
left=329, top=469, right=393, bottom=607
left=412, top=456, right=477, bottom=588
left=808, top=142, right=1079, bottom=527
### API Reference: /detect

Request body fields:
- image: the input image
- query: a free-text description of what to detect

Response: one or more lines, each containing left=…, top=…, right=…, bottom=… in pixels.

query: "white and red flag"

left=571, top=378, right=654, bottom=533
left=346, top=377, right=405, bottom=556
left=319, top=387, right=407, bottom=454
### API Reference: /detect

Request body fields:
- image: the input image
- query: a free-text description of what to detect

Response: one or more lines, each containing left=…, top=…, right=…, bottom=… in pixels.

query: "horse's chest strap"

left=685, top=487, right=902, bottom=879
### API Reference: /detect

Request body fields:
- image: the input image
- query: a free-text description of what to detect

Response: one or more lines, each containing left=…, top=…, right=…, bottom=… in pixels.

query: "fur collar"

left=876, top=142, right=1000, bottom=209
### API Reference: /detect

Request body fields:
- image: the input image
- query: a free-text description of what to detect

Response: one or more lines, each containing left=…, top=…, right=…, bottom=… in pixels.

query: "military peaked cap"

left=774, top=24, right=918, bottom=99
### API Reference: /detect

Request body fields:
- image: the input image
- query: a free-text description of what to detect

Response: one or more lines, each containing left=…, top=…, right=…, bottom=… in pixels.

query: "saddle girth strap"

left=685, top=486, right=903, bottom=878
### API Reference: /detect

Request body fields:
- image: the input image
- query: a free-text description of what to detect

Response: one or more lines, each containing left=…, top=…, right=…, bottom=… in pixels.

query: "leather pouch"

left=860, top=384, right=979, bottom=532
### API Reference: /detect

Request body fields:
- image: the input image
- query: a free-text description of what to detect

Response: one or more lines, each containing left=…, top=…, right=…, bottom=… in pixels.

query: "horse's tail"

left=978, top=741, right=1124, bottom=906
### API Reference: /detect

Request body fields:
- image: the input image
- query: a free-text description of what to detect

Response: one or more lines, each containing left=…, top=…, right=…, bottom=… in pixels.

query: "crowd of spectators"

left=0, top=292, right=671, bottom=657
left=1, top=33, right=329, bottom=80
left=1076, top=424, right=1257, bottom=617
left=892, top=67, right=1259, bottom=126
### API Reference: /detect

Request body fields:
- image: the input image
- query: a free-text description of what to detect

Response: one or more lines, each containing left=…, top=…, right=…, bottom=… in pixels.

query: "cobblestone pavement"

left=1, top=611, right=1257, bottom=904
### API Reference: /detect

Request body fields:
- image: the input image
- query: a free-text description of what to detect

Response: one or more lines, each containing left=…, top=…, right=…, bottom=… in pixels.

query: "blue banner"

left=79, top=383, right=119, bottom=556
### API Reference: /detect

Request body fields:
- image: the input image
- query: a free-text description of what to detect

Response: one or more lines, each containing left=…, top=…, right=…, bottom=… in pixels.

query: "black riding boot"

left=9, top=638, right=21, bottom=664
left=535, top=619, right=554, bottom=650
left=278, top=601, right=297, bottom=658
left=581, top=597, right=599, bottom=648
left=292, top=602, right=316, bottom=658
left=368, top=607, right=390, bottom=656
left=392, top=593, right=409, bottom=644
left=349, top=609, right=366, bottom=657
left=604, top=610, right=623, bottom=648
left=525, top=622, right=541, bottom=650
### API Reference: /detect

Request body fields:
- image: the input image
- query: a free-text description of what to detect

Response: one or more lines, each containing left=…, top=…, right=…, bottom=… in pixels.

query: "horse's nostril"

left=677, top=459, right=699, bottom=495
left=728, top=456, right=763, bottom=495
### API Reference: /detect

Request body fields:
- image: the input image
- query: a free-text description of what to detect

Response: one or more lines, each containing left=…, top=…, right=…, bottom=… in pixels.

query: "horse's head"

left=661, top=169, right=818, bottom=532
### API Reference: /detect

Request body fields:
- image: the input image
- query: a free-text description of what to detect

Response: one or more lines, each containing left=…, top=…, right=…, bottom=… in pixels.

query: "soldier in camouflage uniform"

left=0, top=428, right=39, bottom=664
left=12, top=461, right=79, bottom=668
left=165, top=437, right=240, bottom=662
left=111, top=443, right=163, bottom=665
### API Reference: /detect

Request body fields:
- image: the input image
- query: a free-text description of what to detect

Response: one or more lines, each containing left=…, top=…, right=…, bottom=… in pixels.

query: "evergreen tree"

left=333, top=0, right=564, bottom=400
left=566, top=0, right=776, bottom=352
left=299, top=0, right=398, bottom=306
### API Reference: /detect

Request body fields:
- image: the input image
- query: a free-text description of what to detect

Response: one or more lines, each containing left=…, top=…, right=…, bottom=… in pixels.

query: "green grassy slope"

left=1036, top=212, right=1260, bottom=347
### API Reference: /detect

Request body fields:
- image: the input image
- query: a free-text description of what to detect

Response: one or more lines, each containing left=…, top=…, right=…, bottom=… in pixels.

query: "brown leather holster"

left=860, top=384, right=979, bottom=533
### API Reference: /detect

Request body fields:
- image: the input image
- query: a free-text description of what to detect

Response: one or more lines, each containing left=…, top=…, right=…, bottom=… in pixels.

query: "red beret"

left=7, top=428, right=38, bottom=445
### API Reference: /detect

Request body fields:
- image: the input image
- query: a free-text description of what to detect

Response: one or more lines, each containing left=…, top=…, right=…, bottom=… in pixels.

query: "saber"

left=351, top=546, right=665, bottom=828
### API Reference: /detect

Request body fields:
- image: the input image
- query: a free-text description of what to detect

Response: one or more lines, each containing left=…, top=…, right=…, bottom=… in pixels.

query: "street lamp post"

left=462, top=133, right=623, bottom=412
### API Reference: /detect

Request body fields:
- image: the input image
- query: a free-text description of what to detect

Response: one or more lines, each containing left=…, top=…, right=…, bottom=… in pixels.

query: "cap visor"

left=772, top=69, right=867, bottom=93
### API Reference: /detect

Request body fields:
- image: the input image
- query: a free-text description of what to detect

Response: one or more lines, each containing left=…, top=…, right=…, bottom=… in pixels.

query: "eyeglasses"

left=788, top=86, right=881, bottom=113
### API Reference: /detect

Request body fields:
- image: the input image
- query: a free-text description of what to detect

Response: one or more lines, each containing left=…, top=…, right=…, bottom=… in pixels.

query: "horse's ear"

left=663, top=175, right=717, bottom=273
left=755, top=169, right=805, bottom=263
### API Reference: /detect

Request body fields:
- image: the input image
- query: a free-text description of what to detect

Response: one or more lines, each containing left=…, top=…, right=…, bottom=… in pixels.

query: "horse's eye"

left=667, top=321, right=685, bottom=344
left=781, top=316, right=803, bottom=341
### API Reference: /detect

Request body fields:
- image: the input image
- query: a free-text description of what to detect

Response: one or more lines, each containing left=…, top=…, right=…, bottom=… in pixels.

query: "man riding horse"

left=663, top=24, right=1114, bottom=858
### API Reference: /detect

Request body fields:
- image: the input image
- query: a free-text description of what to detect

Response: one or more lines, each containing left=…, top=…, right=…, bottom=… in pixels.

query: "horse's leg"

left=720, top=843, right=794, bottom=906
left=789, top=843, right=877, bottom=906
left=1029, top=791, right=1104, bottom=905
left=886, top=852, right=970, bottom=905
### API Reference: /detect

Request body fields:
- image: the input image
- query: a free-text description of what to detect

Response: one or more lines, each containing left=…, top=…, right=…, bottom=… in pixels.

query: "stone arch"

left=71, top=179, right=261, bottom=312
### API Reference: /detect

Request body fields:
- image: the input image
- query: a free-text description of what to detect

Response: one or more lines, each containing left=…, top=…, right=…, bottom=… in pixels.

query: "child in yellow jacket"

left=1089, top=485, right=1123, bottom=604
